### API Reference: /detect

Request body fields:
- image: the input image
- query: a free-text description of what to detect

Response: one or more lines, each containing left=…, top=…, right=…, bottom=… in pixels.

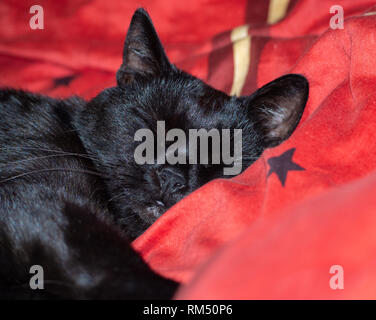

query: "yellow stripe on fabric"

left=267, top=0, right=290, bottom=24
left=230, top=25, right=251, bottom=96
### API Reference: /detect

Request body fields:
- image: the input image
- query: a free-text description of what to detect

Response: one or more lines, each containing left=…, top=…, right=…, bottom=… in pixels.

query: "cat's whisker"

left=0, top=146, right=100, bottom=160
left=107, top=193, right=126, bottom=204
left=0, top=153, right=103, bottom=168
left=0, top=146, right=86, bottom=156
left=0, top=146, right=75, bottom=153
left=0, top=147, right=119, bottom=169
left=0, top=168, right=108, bottom=185
left=118, top=212, right=142, bottom=223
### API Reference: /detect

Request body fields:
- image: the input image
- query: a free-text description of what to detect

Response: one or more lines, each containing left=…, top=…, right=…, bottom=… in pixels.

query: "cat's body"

left=0, top=9, right=308, bottom=299
left=0, top=89, right=178, bottom=298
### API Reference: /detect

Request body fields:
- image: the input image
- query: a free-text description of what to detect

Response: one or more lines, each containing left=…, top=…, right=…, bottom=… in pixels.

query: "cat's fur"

left=0, top=8, right=308, bottom=299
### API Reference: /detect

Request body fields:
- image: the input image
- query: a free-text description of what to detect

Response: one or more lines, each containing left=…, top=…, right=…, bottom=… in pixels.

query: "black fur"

left=0, top=8, right=308, bottom=299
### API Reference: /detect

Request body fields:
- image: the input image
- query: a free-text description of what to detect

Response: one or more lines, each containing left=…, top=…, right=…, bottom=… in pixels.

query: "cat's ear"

left=246, top=74, right=309, bottom=148
left=116, top=8, right=174, bottom=86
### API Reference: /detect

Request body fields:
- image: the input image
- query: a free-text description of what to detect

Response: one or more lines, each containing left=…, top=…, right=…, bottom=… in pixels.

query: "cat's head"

left=76, top=8, right=309, bottom=239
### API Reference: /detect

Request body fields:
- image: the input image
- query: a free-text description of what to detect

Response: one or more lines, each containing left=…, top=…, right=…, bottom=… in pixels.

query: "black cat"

left=0, top=8, right=308, bottom=299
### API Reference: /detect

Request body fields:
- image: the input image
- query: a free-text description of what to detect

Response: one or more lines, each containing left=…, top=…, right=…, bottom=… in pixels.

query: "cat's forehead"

left=143, top=74, right=215, bottom=101
left=118, top=74, right=231, bottom=125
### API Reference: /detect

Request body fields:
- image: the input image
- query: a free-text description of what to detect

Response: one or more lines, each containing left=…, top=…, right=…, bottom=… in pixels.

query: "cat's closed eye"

left=156, top=166, right=187, bottom=193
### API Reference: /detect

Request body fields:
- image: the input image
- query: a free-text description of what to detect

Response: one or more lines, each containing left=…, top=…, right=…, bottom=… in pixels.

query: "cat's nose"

left=157, top=167, right=186, bottom=194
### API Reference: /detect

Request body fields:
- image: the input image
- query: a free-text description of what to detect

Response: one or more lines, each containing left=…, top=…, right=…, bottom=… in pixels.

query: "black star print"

left=267, top=148, right=304, bottom=187
left=52, top=74, right=76, bottom=88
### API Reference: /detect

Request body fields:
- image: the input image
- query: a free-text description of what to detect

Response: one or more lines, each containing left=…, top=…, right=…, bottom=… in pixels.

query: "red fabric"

left=178, top=169, right=376, bottom=299
left=2, top=0, right=376, bottom=299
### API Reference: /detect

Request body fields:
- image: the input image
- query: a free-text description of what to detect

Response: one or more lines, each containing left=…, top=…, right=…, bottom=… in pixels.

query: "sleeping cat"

left=0, top=8, right=308, bottom=299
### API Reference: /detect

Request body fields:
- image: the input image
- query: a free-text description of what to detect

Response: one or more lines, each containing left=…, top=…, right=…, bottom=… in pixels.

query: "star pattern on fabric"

left=267, top=148, right=305, bottom=187
left=52, top=74, right=76, bottom=88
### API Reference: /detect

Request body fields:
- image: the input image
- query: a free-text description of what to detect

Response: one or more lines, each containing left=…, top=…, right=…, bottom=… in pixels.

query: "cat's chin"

left=138, top=204, right=166, bottom=225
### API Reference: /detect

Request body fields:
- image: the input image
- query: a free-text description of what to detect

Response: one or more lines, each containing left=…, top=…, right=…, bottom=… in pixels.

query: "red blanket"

left=1, top=0, right=376, bottom=299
